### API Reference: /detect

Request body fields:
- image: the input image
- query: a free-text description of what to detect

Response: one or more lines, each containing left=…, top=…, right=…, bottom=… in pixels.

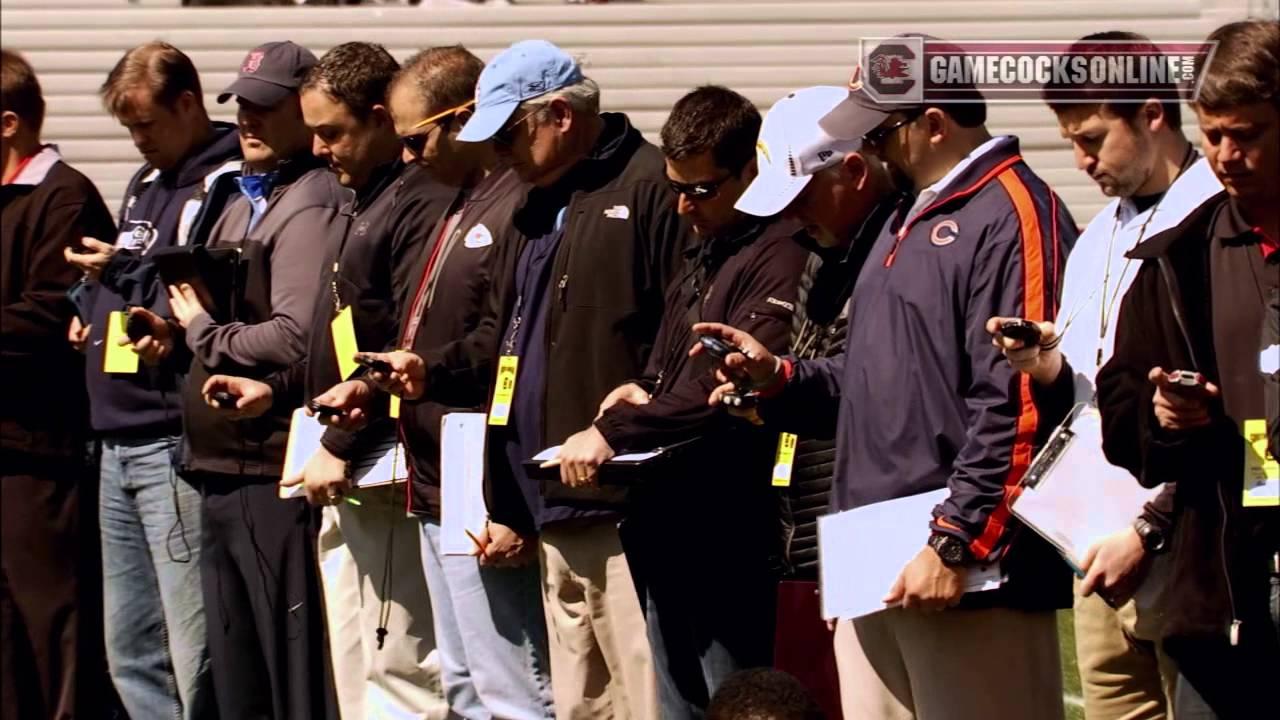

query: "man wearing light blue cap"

left=410, top=38, right=688, bottom=718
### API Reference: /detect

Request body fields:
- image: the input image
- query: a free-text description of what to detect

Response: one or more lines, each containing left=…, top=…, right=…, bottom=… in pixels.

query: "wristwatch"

left=928, top=532, right=970, bottom=567
left=1133, top=518, right=1167, bottom=554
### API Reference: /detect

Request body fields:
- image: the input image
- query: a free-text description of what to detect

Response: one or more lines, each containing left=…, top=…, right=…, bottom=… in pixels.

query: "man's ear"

left=1, top=110, right=20, bottom=141
left=923, top=107, right=949, bottom=146
left=370, top=103, right=393, bottom=128
left=549, top=97, right=574, bottom=131
left=1141, top=98, right=1166, bottom=133
left=842, top=151, right=869, bottom=191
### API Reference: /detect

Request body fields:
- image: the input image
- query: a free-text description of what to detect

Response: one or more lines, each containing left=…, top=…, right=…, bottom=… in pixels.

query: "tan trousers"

left=1073, top=567, right=1177, bottom=720
left=834, top=607, right=1064, bottom=720
left=318, top=485, right=446, bottom=720
left=539, top=520, right=657, bottom=720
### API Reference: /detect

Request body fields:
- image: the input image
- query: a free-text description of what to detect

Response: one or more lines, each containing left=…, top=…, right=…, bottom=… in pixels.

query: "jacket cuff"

left=320, top=426, right=358, bottom=462
left=184, top=313, right=212, bottom=353
left=594, top=413, right=629, bottom=453
left=98, top=249, right=135, bottom=292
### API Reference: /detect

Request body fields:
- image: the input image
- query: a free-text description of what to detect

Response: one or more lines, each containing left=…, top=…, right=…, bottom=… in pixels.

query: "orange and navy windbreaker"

left=780, top=136, right=1077, bottom=564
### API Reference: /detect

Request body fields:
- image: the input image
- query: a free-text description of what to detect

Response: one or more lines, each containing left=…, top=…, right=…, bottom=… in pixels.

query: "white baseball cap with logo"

left=734, top=86, right=863, bottom=217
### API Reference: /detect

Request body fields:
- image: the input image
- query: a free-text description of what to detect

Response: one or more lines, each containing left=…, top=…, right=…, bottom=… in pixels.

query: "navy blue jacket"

left=767, top=137, right=1077, bottom=609
left=83, top=123, right=242, bottom=437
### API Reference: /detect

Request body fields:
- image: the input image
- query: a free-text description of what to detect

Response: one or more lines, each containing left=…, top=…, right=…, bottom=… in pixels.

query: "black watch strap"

left=1133, top=518, right=1167, bottom=554
left=928, top=532, right=970, bottom=567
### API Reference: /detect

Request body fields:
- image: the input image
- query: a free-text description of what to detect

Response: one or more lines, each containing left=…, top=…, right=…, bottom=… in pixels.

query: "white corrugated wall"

left=0, top=0, right=1272, bottom=218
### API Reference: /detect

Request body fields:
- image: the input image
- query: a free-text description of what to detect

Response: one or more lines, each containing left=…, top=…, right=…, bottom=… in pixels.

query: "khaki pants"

left=1073, top=561, right=1177, bottom=720
left=318, top=485, right=446, bottom=720
left=834, top=607, right=1064, bottom=720
left=539, top=520, right=657, bottom=720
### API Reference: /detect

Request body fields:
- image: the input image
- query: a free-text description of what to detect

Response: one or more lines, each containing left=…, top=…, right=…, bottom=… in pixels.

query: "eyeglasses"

left=493, top=107, right=543, bottom=147
left=666, top=172, right=735, bottom=200
left=398, top=99, right=475, bottom=157
left=861, top=110, right=922, bottom=150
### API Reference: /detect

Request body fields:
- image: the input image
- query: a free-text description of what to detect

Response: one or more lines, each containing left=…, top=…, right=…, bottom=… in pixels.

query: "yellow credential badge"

left=488, top=356, right=519, bottom=426
left=772, top=432, right=798, bottom=487
left=1242, top=418, right=1279, bottom=507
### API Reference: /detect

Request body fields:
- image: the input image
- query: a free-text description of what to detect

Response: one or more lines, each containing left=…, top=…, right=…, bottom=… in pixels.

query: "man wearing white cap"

left=696, top=36, right=1078, bottom=719
left=382, top=39, right=686, bottom=718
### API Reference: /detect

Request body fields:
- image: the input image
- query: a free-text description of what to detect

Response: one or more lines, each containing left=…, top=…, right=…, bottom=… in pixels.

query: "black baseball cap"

left=218, top=41, right=317, bottom=107
left=820, top=34, right=983, bottom=141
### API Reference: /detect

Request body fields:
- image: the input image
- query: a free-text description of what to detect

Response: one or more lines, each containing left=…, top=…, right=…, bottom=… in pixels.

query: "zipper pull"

left=654, top=370, right=665, bottom=390
left=557, top=274, right=569, bottom=306
left=1229, top=619, right=1242, bottom=646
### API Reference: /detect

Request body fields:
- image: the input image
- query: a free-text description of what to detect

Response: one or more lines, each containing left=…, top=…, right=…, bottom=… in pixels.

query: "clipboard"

left=151, top=245, right=241, bottom=323
left=278, top=409, right=407, bottom=499
left=523, top=437, right=702, bottom=485
left=1010, top=403, right=1161, bottom=575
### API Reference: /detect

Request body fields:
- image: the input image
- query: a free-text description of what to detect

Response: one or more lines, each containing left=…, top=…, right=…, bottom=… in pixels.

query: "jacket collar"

left=345, top=158, right=403, bottom=214
left=166, top=122, right=242, bottom=188
left=892, top=135, right=1023, bottom=234
left=1127, top=190, right=1230, bottom=260
left=5, top=144, right=62, bottom=186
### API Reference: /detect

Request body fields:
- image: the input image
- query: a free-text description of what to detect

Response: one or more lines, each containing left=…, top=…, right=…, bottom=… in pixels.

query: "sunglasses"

left=398, top=99, right=475, bottom=157
left=666, top=172, right=735, bottom=200
left=861, top=110, right=923, bottom=149
left=493, top=107, right=543, bottom=147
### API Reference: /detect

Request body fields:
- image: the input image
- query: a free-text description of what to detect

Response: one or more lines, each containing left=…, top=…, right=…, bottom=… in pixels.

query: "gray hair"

left=523, top=76, right=601, bottom=116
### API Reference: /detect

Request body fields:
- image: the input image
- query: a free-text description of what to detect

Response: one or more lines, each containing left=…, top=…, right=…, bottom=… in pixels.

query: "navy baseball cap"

left=218, top=41, right=317, bottom=107
left=458, top=40, right=585, bottom=143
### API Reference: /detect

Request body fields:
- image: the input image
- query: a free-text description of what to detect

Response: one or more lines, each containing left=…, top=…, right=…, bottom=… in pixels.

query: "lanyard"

left=400, top=204, right=466, bottom=350
left=1092, top=145, right=1198, bottom=367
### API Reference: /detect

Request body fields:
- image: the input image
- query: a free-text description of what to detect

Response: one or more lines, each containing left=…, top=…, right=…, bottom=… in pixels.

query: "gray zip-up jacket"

left=180, top=156, right=343, bottom=477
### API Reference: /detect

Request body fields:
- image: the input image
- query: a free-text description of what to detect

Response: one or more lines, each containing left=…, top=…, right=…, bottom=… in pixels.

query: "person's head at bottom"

left=707, top=668, right=824, bottom=720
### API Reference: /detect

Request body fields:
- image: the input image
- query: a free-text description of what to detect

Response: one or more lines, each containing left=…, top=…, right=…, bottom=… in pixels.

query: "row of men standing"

left=3, top=20, right=1278, bottom=720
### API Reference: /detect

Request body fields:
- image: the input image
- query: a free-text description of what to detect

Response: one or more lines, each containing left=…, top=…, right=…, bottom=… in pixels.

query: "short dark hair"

left=100, top=41, right=203, bottom=117
left=1194, top=19, right=1280, bottom=111
left=706, top=669, right=824, bottom=720
left=302, top=42, right=400, bottom=119
left=661, top=85, right=761, bottom=175
left=1, top=48, right=45, bottom=133
left=1044, top=31, right=1183, bottom=130
left=937, top=101, right=987, bottom=128
left=394, top=45, right=484, bottom=117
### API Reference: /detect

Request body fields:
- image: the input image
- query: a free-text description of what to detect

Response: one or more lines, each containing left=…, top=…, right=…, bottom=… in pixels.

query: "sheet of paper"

left=1010, top=406, right=1161, bottom=571
left=102, top=310, right=139, bottom=374
left=440, top=413, right=489, bottom=556
left=279, top=409, right=406, bottom=499
left=330, top=306, right=360, bottom=381
left=817, top=488, right=1003, bottom=621
left=531, top=445, right=664, bottom=464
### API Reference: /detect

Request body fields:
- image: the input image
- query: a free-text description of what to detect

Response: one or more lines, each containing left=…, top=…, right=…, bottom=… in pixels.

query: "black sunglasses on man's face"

left=862, top=109, right=924, bottom=150
left=666, top=172, right=735, bottom=201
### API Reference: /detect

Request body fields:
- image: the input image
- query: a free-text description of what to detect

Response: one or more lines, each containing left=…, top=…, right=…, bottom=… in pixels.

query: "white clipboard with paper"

left=278, top=408, right=407, bottom=499
left=440, top=413, right=489, bottom=556
left=1010, top=403, right=1162, bottom=575
left=817, top=488, right=1004, bottom=621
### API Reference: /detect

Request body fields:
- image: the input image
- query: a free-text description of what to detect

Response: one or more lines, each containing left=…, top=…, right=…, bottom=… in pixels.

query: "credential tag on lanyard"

left=488, top=356, right=519, bottom=426
left=330, top=306, right=360, bottom=381
left=1242, top=418, right=1279, bottom=507
left=772, top=433, right=798, bottom=487
left=102, top=310, right=140, bottom=374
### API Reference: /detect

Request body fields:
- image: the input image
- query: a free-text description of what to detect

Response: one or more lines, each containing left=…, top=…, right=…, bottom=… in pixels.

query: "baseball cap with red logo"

left=820, top=34, right=983, bottom=141
left=734, top=86, right=863, bottom=217
left=218, top=41, right=317, bottom=107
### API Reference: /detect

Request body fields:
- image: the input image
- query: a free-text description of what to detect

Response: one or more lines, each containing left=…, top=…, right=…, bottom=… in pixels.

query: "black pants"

left=0, top=451, right=118, bottom=720
left=197, top=473, right=337, bottom=720
left=623, top=492, right=778, bottom=720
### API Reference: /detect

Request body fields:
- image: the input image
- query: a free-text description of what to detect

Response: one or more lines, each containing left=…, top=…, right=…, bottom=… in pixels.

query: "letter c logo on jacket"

left=930, top=220, right=959, bottom=247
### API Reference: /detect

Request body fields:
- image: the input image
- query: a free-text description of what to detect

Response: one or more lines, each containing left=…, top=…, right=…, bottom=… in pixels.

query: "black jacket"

left=269, top=161, right=454, bottom=461
left=400, top=168, right=528, bottom=518
left=1, top=146, right=116, bottom=460
left=180, top=157, right=343, bottom=477
left=420, top=113, right=688, bottom=533
left=83, top=123, right=243, bottom=437
left=1097, top=192, right=1279, bottom=715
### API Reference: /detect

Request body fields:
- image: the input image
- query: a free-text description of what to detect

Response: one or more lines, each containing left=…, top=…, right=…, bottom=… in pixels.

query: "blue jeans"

left=419, top=520, right=553, bottom=720
left=100, top=436, right=211, bottom=720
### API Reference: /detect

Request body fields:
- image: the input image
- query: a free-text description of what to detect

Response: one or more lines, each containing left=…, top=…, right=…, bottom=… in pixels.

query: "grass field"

left=1059, top=610, right=1084, bottom=720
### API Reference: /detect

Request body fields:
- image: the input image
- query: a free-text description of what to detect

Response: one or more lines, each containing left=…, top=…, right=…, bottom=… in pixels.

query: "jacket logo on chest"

left=930, top=219, right=959, bottom=247
left=604, top=205, right=630, bottom=220
left=354, top=221, right=369, bottom=237
left=464, top=224, right=494, bottom=249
